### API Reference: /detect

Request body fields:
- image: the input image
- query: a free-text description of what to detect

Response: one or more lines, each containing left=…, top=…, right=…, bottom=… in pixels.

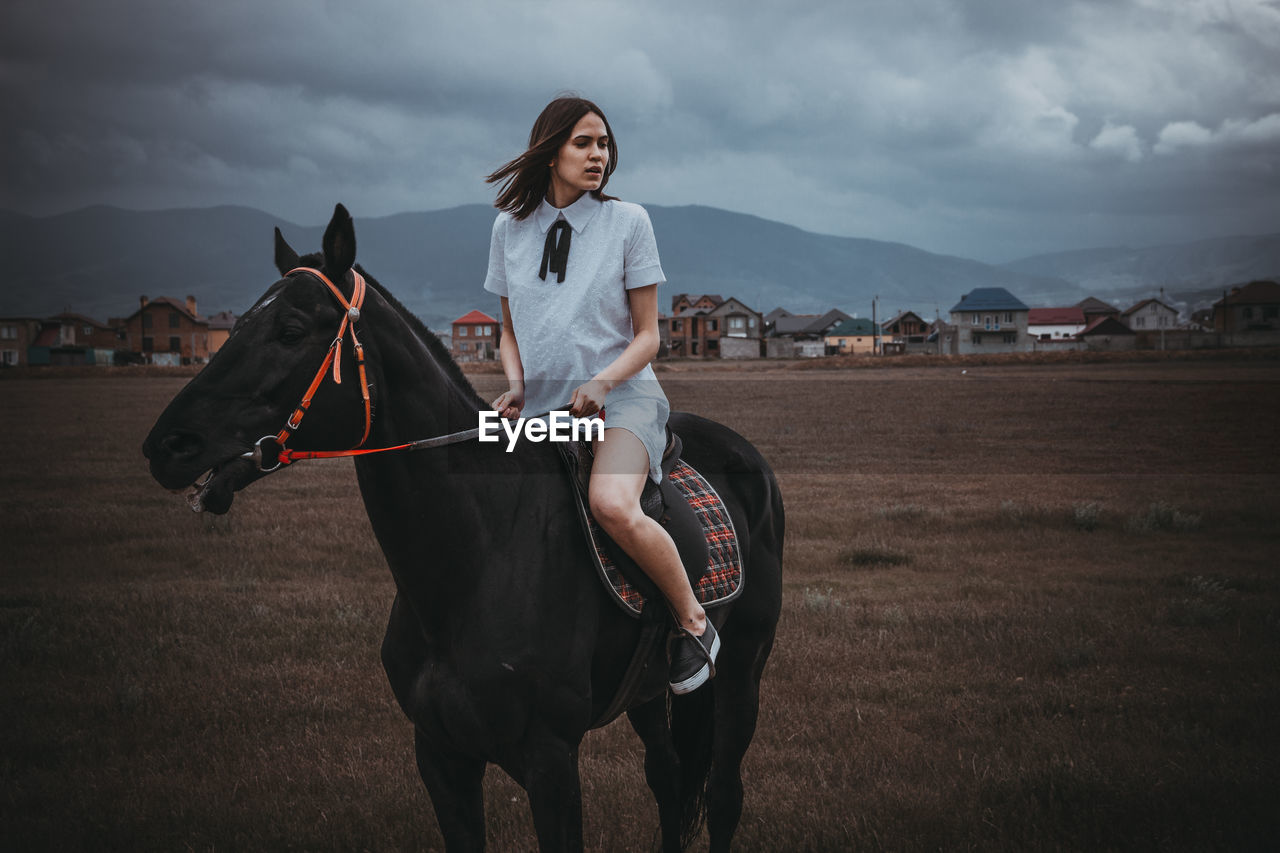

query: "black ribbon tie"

left=540, top=219, right=572, bottom=283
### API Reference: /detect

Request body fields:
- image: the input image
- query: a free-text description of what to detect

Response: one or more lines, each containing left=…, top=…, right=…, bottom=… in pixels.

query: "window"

left=1243, top=307, right=1254, bottom=320
left=460, top=342, right=469, bottom=351
left=142, top=337, right=154, bottom=352
left=706, top=319, right=717, bottom=332
left=729, top=316, right=744, bottom=330
left=83, top=325, right=92, bottom=336
left=170, top=312, right=181, bottom=329
left=1135, top=317, right=1145, bottom=328
left=1003, top=333, right=1016, bottom=344
left=2, top=349, right=17, bottom=365
left=458, top=326, right=468, bottom=336
left=749, top=317, right=757, bottom=328
left=1004, top=312, right=1013, bottom=323
left=481, top=325, right=491, bottom=336
left=169, top=336, right=181, bottom=352
left=672, top=319, right=683, bottom=332
left=971, top=333, right=982, bottom=345
left=973, top=313, right=980, bottom=324
left=0, top=325, right=15, bottom=340
left=984, top=315, right=992, bottom=330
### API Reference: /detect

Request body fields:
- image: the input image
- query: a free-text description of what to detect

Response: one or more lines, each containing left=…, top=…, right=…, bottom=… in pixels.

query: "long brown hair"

left=487, top=96, right=618, bottom=220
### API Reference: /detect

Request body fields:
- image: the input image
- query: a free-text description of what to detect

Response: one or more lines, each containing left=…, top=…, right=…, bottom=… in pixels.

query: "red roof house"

left=452, top=310, right=499, bottom=362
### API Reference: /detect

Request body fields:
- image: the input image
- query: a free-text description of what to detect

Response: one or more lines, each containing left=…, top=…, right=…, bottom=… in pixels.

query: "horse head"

left=143, top=204, right=381, bottom=513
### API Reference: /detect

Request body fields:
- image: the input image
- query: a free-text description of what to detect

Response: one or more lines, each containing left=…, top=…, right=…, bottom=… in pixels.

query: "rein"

left=239, top=265, right=541, bottom=473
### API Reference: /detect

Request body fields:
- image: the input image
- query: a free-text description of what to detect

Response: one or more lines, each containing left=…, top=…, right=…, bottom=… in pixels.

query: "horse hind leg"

left=414, top=727, right=487, bottom=852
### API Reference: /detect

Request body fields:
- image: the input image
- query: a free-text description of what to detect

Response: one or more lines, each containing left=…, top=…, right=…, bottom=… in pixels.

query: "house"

left=879, top=310, right=938, bottom=354
left=1075, top=297, right=1121, bottom=324
left=665, top=294, right=723, bottom=357
left=880, top=310, right=929, bottom=342
left=0, top=317, right=44, bottom=367
left=1213, top=280, right=1280, bottom=332
left=206, top=310, right=239, bottom=356
left=1028, top=307, right=1086, bottom=344
left=660, top=294, right=763, bottom=358
left=27, top=312, right=122, bottom=366
left=705, top=297, right=763, bottom=358
left=451, top=309, right=498, bottom=362
left=1120, top=298, right=1178, bottom=331
left=1077, top=315, right=1136, bottom=351
left=765, top=308, right=854, bottom=357
left=122, top=296, right=211, bottom=365
left=767, top=308, right=851, bottom=338
left=948, top=288, right=1030, bottom=354
left=824, top=318, right=879, bottom=355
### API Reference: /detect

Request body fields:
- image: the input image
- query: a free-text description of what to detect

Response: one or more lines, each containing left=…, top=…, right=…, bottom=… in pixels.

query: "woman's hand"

left=492, top=385, right=525, bottom=420
left=568, top=378, right=609, bottom=418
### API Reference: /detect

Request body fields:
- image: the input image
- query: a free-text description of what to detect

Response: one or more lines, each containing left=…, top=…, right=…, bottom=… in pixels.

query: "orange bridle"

left=241, top=266, right=535, bottom=472
left=250, top=266, right=373, bottom=472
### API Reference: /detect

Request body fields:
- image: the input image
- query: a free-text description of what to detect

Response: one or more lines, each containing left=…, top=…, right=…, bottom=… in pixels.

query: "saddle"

left=556, top=430, right=744, bottom=618
left=558, top=430, right=746, bottom=726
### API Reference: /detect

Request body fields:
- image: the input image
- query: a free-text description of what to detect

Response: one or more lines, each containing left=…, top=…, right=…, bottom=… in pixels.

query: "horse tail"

left=670, top=683, right=715, bottom=848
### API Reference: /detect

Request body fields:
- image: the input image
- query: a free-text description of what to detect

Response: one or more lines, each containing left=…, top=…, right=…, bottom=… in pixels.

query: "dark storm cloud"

left=2, top=0, right=1278, bottom=260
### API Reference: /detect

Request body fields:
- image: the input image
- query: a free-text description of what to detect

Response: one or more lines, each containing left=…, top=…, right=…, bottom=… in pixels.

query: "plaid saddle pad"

left=580, top=460, right=744, bottom=618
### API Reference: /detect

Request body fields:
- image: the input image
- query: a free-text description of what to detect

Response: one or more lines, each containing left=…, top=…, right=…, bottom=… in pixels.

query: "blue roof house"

left=948, top=287, right=1031, bottom=354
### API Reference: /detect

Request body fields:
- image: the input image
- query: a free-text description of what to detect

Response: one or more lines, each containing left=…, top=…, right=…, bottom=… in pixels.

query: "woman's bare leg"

left=588, top=427, right=707, bottom=635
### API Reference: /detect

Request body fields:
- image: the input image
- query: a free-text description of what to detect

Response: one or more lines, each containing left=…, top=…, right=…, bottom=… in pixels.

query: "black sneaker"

left=669, top=621, right=720, bottom=694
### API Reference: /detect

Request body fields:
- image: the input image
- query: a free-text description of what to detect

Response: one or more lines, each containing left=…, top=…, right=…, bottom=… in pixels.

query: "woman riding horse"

left=143, top=203, right=783, bottom=852
left=483, top=95, right=718, bottom=694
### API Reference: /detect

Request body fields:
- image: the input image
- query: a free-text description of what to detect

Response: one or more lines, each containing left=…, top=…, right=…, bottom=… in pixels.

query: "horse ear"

left=274, top=227, right=300, bottom=275
left=322, top=203, right=356, bottom=278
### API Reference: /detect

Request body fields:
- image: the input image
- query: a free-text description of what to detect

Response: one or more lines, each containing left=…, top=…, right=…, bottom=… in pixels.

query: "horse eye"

left=278, top=324, right=307, bottom=345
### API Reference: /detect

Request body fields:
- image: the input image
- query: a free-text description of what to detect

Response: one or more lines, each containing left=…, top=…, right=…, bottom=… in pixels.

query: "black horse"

left=143, top=205, right=783, bottom=852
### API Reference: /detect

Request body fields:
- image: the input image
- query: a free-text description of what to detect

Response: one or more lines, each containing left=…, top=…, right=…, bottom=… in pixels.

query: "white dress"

left=483, top=193, right=670, bottom=482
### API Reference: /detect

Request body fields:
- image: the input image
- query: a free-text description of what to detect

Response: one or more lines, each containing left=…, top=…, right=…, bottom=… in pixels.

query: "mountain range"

left=1, top=204, right=1276, bottom=331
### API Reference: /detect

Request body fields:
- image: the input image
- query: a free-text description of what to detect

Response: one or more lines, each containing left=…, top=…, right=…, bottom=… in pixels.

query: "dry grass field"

left=3, top=356, right=1279, bottom=851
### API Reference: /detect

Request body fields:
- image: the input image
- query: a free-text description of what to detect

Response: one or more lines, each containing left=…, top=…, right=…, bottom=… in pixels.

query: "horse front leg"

left=706, top=633, right=771, bottom=853
left=518, top=728, right=586, bottom=853
left=415, top=727, right=487, bottom=853
left=626, top=696, right=685, bottom=853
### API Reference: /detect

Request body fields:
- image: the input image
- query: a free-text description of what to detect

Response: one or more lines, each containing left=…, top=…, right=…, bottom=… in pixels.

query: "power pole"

left=872, top=295, right=879, bottom=356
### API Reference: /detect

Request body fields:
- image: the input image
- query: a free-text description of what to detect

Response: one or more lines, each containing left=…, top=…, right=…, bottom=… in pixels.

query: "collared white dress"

left=483, top=193, right=670, bottom=482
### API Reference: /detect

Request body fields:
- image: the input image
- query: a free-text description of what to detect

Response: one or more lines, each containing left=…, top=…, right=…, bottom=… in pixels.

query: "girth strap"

left=590, top=612, right=668, bottom=729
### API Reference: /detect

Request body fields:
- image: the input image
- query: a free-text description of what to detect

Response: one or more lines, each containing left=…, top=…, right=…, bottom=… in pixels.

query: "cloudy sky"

left=3, top=0, right=1278, bottom=262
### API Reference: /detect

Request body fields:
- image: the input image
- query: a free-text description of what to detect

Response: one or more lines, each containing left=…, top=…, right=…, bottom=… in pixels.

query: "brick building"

left=123, top=296, right=211, bottom=365
left=451, top=309, right=498, bottom=362
left=0, top=317, right=43, bottom=367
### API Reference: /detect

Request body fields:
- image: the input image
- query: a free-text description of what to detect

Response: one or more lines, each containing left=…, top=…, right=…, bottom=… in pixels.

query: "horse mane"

left=290, top=253, right=485, bottom=410
left=360, top=266, right=485, bottom=407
